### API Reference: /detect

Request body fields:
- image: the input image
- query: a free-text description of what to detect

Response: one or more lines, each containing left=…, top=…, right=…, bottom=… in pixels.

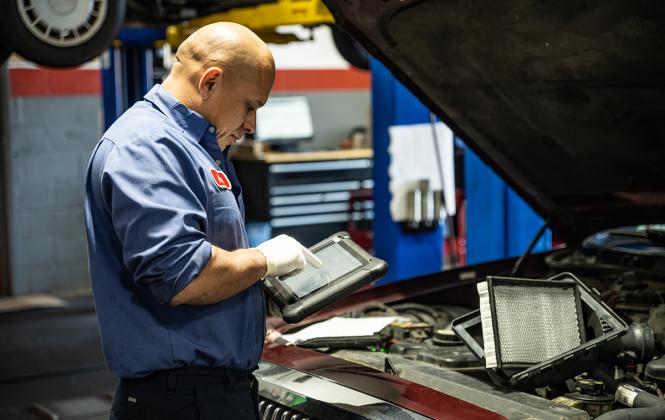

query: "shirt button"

left=215, top=160, right=221, bottom=165
left=208, top=126, right=215, bottom=133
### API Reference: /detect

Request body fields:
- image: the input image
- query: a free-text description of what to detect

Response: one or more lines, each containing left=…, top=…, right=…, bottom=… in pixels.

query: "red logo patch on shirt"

left=210, top=169, right=231, bottom=189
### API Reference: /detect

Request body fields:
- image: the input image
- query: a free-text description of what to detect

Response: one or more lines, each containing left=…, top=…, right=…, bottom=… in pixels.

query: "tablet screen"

left=280, top=242, right=363, bottom=298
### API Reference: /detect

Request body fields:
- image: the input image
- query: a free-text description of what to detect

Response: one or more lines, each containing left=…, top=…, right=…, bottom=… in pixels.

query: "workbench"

left=232, top=149, right=373, bottom=247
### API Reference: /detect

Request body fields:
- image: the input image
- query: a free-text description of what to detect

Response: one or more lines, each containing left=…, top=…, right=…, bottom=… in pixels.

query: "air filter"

left=478, top=277, right=585, bottom=369
left=452, top=273, right=628, bottom=389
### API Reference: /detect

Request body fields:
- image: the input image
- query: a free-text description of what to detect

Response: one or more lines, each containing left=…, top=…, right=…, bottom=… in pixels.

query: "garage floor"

left=0, top=295, right=116, bottom=419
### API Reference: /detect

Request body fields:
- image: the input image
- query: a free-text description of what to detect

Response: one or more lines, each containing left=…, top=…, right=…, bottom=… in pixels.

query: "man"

left=83, top=23, right=320, bottom=419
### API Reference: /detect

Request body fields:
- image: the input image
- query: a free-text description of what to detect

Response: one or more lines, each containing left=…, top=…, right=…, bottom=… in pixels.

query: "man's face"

left=206, top=64, right=274, bottom=149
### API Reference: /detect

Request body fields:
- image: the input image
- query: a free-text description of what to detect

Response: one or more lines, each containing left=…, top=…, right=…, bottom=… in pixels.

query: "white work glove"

left=256, top=235, right=322, bottom=277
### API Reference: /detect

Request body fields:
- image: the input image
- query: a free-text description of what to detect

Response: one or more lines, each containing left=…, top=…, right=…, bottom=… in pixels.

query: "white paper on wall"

left=388, top=122, right=456, bottom=222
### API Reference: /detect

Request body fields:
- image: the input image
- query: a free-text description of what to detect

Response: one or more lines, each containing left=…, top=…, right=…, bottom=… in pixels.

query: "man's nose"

left=242, top=111, right=256, bottom=134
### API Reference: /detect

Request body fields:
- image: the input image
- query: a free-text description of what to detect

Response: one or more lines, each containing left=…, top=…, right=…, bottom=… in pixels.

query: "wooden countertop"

left=231, top=148, right=373, bottom=163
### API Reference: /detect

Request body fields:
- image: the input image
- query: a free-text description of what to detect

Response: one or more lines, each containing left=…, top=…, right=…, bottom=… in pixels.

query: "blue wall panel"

left=464, top=149, right=507, bottom=264
left=465, top=148, right=551, bottom=264
left=506, top=189, right=551, bottom=256
left=371, top=59, right=444, bottom=285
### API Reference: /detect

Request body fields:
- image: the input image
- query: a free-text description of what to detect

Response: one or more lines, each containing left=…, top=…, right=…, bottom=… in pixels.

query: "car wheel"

left=331, top=24, right=369, bottom=70
left=0, top=0, right=126, bottom=68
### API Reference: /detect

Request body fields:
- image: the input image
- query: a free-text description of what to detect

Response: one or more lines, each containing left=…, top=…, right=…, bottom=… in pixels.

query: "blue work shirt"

left=83, top=84, right=265, bottom=378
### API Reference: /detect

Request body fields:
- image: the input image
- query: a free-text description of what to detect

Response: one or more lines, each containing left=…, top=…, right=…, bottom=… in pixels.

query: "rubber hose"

left=590, top=364, right=618, bottom=393
left=596, top=384, right=665, bottom=420
left=357, top=303, right=398, bottom=316
left=391, top=303, right=442, bottom=326
left=391, top=303, right=441, bottom=319
left=595, top=407, right=665, bottom=420
left=634, top=390, right=665, bottom=408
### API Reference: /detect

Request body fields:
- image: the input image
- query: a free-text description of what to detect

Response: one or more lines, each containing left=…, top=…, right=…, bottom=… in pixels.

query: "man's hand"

left=171, top=236, right=320, bottom=306
left=256, top=235, right=322, bottom=277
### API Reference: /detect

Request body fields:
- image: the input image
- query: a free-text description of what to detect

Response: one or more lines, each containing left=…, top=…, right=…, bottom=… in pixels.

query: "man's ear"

left=198, top=67, right=223, bottom=100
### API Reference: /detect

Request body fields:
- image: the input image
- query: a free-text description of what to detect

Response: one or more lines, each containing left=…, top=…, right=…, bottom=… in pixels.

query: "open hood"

left=324, top=0, right=665, bottom=242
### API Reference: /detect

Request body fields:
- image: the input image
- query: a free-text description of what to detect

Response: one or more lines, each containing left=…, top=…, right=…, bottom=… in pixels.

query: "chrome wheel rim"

left=16, top=0, right=108, bottom=47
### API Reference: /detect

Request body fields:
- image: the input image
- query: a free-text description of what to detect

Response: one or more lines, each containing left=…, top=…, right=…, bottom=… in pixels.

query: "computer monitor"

left=255, top=96, right=313, bottom=148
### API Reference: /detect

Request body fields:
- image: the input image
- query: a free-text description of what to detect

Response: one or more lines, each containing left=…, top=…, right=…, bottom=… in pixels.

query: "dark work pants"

left=110, top=368, right=259, bottom=420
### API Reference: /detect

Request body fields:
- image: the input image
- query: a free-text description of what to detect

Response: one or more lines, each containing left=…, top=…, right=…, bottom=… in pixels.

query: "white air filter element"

left=477, top=281, right=497, bottom=368
left=478, top=280, right=583, bottom=369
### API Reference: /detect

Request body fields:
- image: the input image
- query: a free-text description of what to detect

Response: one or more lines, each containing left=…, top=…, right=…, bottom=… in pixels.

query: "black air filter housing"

left=453, top=273, right=628, bottom=389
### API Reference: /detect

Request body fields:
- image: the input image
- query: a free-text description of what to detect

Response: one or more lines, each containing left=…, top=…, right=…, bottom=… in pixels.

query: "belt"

left=122, top=366, right=254, bottom=387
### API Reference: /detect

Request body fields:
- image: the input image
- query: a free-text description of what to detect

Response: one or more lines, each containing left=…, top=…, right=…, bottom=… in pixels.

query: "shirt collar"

left=144, top=84, right=230, bottom=162
left=144, top=84, right=213, bottom=146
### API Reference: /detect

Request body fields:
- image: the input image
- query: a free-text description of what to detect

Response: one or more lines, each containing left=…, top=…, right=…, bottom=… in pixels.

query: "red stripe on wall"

left=9, top=67, right=370, bottom=96
left=273, top=68, right=370, bottom=92
left=10, top=68, right=101, bottom=96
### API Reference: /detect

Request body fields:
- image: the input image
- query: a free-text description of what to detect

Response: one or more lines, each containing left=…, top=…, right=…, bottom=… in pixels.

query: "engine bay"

left=288, top=228, right=665, bottom=419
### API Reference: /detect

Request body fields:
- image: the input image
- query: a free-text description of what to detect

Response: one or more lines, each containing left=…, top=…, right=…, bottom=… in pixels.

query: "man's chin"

left=216, top=138, right=235, bottom=149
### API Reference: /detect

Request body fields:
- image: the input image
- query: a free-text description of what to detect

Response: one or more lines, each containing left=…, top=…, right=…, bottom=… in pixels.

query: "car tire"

left=331, top=24, right=369, bottom=70
left=0, top=0, right=126, bottom=68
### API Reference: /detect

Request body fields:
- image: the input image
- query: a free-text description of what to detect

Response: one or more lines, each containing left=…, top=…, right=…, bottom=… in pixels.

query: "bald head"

left=162, top=22, right=275, bottom=150
left=175, top=22, right=274, bottom=81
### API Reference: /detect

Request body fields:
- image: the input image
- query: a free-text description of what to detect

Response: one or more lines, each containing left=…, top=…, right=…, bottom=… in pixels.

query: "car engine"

left=293, top=227, right=665, bottom=419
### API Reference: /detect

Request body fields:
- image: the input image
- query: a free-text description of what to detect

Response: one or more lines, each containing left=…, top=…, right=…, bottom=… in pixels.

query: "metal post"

left=102, top=48, right=124, bottom=129
left=0, top=61, right=11, bottom=295
left=102, top=28, right=162, bottom=129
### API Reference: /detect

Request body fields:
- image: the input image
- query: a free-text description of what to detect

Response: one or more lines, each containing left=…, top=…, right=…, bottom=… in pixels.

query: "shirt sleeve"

left=102, top=137, right=211, bottom=304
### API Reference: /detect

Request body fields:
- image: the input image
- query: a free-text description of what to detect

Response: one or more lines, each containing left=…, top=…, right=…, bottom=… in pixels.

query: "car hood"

left=323, top=0, right=665, bottom=242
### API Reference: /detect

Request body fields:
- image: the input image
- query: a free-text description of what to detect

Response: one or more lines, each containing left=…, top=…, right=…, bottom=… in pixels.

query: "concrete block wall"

left=7, top=64, right=102, bottom=295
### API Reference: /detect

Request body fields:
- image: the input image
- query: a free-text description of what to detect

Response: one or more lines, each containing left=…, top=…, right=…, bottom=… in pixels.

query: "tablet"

left=262, top=232, right=388, bottom=324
